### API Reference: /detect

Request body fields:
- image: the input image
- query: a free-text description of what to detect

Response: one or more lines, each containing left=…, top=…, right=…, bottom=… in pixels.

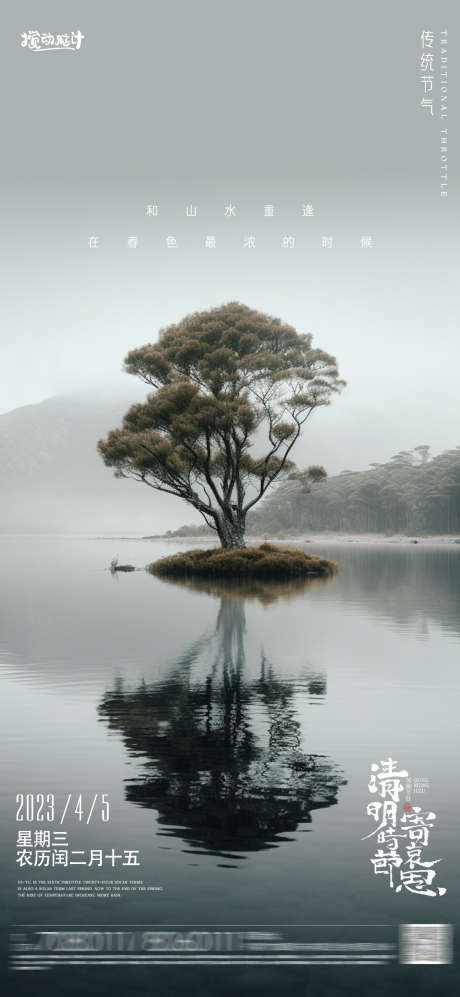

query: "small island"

left=148, top=542, right=339, bottom=580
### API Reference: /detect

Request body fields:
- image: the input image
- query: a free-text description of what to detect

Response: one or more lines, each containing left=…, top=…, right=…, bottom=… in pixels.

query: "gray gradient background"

left=1, top=0, right=458, bottom=491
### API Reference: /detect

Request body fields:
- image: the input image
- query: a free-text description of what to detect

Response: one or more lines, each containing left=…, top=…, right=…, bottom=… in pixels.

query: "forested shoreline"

left=252, top=446, right=460, bottom=536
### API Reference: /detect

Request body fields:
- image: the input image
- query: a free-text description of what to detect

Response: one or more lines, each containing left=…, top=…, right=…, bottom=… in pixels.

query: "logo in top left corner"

left=20, top=30, right=85, bottom=53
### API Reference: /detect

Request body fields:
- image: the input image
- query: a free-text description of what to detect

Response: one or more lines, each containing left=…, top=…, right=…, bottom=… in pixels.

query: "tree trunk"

left=216, top=511, right=246, bottom=548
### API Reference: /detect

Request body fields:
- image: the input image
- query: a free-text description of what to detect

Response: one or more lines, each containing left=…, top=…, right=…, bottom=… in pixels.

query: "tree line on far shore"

left=251, top=446, right=460, bottom=536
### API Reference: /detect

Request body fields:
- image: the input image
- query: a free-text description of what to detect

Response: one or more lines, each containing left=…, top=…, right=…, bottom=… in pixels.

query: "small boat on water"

left=110, top=556, right=136, bottom=573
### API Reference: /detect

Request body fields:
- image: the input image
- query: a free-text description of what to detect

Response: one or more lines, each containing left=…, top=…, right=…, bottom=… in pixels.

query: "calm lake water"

left=1, top=536, right=459, bottom=996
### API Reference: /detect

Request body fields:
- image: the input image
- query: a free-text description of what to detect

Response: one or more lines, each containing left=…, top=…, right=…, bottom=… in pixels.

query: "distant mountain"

left=0, top=394, right=191, bottom=534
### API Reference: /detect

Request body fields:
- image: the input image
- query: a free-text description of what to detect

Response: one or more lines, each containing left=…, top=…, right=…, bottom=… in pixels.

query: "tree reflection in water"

left=98, top=575, right=346, bottom=858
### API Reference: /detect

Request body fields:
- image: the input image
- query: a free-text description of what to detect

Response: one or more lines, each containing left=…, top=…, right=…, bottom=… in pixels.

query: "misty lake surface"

left=1, top=535, right=459, bottom=996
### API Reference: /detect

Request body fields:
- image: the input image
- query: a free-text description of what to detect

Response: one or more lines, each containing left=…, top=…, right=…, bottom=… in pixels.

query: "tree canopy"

left=98, top=302, right=344, bottom=546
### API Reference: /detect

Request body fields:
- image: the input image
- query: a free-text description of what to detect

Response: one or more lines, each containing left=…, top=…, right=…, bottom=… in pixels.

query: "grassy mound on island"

left=148, top=542, right=339, bottom=580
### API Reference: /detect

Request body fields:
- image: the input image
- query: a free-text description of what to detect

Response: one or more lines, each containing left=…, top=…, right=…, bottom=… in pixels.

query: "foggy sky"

left=1, top=0, right=459, bottom=479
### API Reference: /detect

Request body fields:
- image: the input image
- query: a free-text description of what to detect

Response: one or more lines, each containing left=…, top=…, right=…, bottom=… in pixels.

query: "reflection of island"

left=98, top=578, right=346, bottom=857
left=151, top=570, right=336, bottom=606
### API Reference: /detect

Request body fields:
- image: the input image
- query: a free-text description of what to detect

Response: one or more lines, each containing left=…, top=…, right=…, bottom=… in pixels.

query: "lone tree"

left=98, top=303, right=344, bottom=547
